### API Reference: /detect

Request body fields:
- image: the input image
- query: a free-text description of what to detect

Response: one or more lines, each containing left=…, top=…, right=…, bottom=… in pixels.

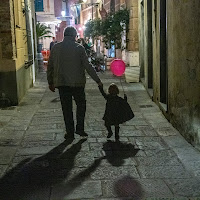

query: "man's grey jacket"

left=47, top=36, right=101, bottom=87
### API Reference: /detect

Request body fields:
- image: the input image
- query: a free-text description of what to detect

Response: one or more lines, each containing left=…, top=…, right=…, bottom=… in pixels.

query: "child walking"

left=99, top=83, right=134, bottom=141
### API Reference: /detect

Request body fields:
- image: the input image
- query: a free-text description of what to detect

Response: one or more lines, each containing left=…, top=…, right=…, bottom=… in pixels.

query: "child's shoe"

left=106, top=126, right=113, bottom=138
left=107, top=131, right=113, bottom=138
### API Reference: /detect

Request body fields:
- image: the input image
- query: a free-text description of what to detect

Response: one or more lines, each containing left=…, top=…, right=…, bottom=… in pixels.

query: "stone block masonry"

left=0, top=0, right=12, bottom=59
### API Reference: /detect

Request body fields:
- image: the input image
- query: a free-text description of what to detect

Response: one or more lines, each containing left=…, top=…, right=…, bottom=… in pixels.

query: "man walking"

left=47, top=26, right=102, bottom=139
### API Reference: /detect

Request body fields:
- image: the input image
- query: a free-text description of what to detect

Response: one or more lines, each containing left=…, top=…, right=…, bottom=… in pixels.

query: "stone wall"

left=0, top=0, right=13, bottom=60
left=0, top=0, right=35, bottom=106
left=0, top=0, right=17, bottom=105
left=126, top=0, right=139, bottom=52
left=126, top=0, right=139, bottom=66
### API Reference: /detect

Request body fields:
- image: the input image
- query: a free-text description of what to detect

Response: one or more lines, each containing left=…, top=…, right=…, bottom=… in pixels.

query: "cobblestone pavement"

left=0, top=71, right=200, bottom=200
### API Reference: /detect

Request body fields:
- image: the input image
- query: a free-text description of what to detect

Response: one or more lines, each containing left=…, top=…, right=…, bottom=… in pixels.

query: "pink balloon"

left=110, top=59, right=126, bottom=76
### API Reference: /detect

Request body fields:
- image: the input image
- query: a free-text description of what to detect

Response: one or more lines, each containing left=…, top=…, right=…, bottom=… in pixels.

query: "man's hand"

left=49, top=84, right=55, bottom=92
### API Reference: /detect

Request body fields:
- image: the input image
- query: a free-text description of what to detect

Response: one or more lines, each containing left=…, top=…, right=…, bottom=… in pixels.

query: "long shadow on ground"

left=102, top=140, right=140, bottom=166
left=0, top=138, right=85, bottom=200
left=103, top=140, right=144, bottom=199
left=0, top=138, right=142, bottom=200
left=48, top=140, right=142, bottom=200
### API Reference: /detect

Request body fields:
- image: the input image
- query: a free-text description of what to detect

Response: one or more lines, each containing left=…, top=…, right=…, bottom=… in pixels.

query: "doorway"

left=160, top=0, right=168, bottom=106
left=147, top=0, right=153, bottom=89
left=140, top=0, right=145, bottom=79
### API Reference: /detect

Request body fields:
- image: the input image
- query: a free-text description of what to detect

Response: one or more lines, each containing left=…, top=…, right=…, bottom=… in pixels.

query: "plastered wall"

left=167, top=0, right=200, bottom=147
left=139, top=0, right=200, bottom=149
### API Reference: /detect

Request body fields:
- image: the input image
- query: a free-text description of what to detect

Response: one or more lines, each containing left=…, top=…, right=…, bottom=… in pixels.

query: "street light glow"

left=61, top=11, right=66, bottom=17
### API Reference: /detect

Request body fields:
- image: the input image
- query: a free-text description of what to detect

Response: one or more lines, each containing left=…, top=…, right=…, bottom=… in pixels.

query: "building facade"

left=0, top=0, right=37, bottom=106
left=36, top=0, right=61, bottom=49
left=125, top=0, right=139, bottom=66
left=139, top=0, right=200, bottom=149
left=80, top=0, right=139, bottom=65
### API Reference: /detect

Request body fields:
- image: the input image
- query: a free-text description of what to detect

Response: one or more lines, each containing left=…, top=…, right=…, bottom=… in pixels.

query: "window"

left=35, top=0, right=44, bottom=12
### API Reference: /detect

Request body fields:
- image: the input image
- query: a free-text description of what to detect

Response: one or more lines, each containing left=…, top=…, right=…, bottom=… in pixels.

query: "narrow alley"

left=0, top=71, right=200, bottom=199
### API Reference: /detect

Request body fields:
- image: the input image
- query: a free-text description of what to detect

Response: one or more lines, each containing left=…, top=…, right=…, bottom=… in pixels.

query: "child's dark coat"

left=99, top=86, right=134, bottom=125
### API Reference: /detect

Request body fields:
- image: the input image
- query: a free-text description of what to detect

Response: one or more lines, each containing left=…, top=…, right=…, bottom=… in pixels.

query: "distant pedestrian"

left=49, top=37, right=57, bottom=51
left=47, top=26, right=103, bottom=140
left=98, top=83, right=134, bottom=141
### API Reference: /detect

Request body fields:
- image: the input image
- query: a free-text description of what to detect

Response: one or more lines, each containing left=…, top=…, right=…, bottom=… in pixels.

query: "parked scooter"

left=88, top=49, right=106, bottom=73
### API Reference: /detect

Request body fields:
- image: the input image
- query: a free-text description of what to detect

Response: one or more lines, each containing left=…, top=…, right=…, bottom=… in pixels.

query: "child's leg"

left=105, top=122, right=113, bottom=138
left=115, top=125, right=120, bottom=141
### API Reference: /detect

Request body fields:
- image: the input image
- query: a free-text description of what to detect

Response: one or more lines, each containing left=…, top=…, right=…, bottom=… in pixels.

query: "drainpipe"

left=65, top=0, right=70, bottom=25
left=24, top=0, right=35, bottom=83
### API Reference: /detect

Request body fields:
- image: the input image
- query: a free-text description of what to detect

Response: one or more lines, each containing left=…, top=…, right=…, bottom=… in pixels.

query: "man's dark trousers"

left=58, top=86, right=86, bottom=136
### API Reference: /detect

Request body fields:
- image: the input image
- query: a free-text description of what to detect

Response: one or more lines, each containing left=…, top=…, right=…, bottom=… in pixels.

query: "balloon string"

left=120, top=76, right=125, bottom=95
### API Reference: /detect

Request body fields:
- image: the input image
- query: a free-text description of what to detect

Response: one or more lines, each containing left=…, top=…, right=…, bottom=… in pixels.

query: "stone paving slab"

left=0, top=146, right=17, bottom=164
left=91, top=166, right=140, bottom=180
left=156, top=127, right=179, bottom=136
left=0, top=109, right=17, bottom=117
left=97, top=137, right=129, bottom=143
left=137, top=165, right=192, bottom=179
left=141, top=129, right=158, bottom=136
left=0, top=116, right=12, bottom=122
left=0, top=165, right=8, bottom=178
left=23, top=132, right=55, bottom=141
left=102, top=178, right=173, bottom=198
left=121, top=130, right=145, bottom=137
left=16, top=146, right=56, bottom=156
left=135, top=152, right=182, bottom=166
left=4, top=120, right=30, bottom=131
left=25, top=129, right=64, bottom=135
left=27, top=124, right=58, bottom=131
left=12, top=154, right=41, bottom=164
left=30, top=116, right=64, bottom=125
left=165, top=178, right=200, bottom=197
left=135, top=125, right=154, bottom=130
left=128, top=137, right=169, bottom=150
left=99, top=157, right=137, bottom=167
left=0, top=130, right=25, bottom=140
left=0, top=139, right=21, bottom=146
left=50, top=180, right=102, bottom=200
left=11, top=112, right=35, bottom=121
left=0, top=184, right=50, bottom=200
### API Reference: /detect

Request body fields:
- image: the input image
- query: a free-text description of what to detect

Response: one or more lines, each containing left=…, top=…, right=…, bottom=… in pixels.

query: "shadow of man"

left=0, top=138, right=86, bottom=200
left=50, top=156, right=104, bottom=199
left=102, top=140, right=140, bottom=166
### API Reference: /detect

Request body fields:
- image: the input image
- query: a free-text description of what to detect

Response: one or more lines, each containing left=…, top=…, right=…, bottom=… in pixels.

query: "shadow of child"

left=102, top=140, right=140, bottom=166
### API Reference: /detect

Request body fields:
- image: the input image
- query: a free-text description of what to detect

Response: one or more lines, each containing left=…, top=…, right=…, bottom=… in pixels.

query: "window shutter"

left=35, top=0, right=44, bottom=12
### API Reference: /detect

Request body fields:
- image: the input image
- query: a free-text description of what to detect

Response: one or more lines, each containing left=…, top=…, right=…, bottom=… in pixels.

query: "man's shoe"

left=76, top=131, right=88, bottom=137
left=64, top=133, right=75, bottom=140
left=115, top=133, right=119, bottom=141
